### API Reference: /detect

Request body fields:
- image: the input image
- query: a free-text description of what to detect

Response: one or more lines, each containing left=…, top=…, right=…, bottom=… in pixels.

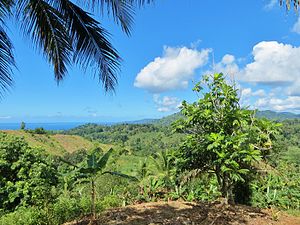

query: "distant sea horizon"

left=0, top=122, right=116, bottom=131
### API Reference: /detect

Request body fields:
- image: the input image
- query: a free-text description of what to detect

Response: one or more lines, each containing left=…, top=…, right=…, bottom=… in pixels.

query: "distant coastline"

left=0, top=122, right=89, bottom=131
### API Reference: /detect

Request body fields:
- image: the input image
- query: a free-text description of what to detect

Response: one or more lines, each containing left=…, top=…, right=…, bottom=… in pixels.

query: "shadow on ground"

left=65, top=201, right=270, bottom=225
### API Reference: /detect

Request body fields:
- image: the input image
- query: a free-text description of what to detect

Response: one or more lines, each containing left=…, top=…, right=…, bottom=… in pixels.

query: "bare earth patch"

left=64, top=201, right=300, bottom=225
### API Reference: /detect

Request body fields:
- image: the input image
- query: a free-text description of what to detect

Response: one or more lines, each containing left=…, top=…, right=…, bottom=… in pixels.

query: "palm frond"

left=19, top=0, right=72, bottom=81
left=89, top=0, right=135, bottom=35
left=55, top=0, right=120, bottom=91
left=94, top=0, right=154, bottom=8
left=0, top=0, right=14, bottom=18
left=81, top=0, right=153, bottom=35
left=0, top=25, right=15, bottom=95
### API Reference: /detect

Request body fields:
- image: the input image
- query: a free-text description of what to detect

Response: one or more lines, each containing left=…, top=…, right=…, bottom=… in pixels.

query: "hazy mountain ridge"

left=130, top=110, right=300, bottom=126
left=255, top=110, right=300, bottom=120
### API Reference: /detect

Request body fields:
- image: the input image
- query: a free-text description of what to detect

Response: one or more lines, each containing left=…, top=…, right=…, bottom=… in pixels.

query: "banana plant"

left=60, top=147, right=137, bottom=220
left=149, top=149, right=176, bottom=189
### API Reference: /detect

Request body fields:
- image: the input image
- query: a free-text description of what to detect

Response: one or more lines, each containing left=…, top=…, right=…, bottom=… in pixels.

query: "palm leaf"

left=87, top=0, right=154, bottom=35
left=19, top=0, right=72, bottom=81
left=0, top=0, right=13, bottom=18
left=0, top=24, right=15, bottom=95
left=87, top=0, right=135, bottom=35
left=90, top=0, right=154, bottom=8
left=54, top=0, right=120, bottom=91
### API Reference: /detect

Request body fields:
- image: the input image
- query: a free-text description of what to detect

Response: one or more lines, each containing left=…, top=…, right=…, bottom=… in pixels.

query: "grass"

left=2, top=130, right=95, bottom=155
left=286, top=209, right=300, bottom=217
left=115, top=154, right=145, bottom=176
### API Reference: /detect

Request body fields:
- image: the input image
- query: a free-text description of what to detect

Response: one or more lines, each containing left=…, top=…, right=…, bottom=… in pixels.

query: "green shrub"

left=51, top=196, right=82, bottom=224
left=250, top=163, right=300, bottom=209
left=0, top=207, right=43, bottom=225
left=100, top=195, right=122, bottom=209
left=0, top=133, right=58, bottom=211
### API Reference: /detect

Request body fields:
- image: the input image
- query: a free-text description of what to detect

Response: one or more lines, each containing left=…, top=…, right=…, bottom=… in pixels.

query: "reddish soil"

left=64, top=201, right=300, bottom=225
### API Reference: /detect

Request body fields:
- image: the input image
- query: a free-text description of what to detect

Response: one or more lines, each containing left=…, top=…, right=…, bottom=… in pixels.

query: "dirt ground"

left=64, top=201, right=300, bottom=225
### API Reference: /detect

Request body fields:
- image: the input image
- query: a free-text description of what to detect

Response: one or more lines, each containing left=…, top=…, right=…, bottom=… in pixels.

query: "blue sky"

left=1, top=0, right=300, bottom=123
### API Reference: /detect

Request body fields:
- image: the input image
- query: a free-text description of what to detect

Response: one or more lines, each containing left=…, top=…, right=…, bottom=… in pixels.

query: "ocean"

left=0, top=122, right=90, bottom=131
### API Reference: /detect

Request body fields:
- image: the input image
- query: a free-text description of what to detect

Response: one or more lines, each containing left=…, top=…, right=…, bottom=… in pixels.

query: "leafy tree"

left=32, top=127, right=47, bottom=134
left=174, top=73, right=279, bottom=203
left=0, top=0, right=152, bottom=94
left=20, top=122, right=25, bottom=130
left=0, top=132, right=58, bottom=211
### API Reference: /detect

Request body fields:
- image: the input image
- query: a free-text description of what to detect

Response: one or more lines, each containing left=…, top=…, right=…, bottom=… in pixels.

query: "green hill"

left=1, top=130, right=96, bottom=155
left=153, top=112, right=183, bottom=126
left=150, top=110, right=300, bottom=126
left=255, top=110, right=300, bottom=120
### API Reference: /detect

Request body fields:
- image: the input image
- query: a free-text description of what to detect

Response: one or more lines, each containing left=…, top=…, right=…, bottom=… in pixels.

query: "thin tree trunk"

left=220, top=173, right=230, bottom=204
left=91, top=179, right=96, bottom=220
left=220, top=173, right=234, bottom=205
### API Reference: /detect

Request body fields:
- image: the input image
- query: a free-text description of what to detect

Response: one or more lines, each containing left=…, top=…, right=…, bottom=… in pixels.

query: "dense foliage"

left=0, top=133, right=58, bottom=212
left=174, top=73, right=280, bottom=203
left=66, top=123, right=184, bottom=156
left=1, top=75, right=300, bottom=223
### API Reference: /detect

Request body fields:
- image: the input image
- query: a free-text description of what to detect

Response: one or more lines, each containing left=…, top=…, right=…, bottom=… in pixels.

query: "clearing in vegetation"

left=64, top=201, right=300, bottom=225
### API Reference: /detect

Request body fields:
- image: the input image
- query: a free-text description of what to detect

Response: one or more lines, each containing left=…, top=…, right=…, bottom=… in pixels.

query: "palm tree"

left=0, top=0, right=152, bottom=95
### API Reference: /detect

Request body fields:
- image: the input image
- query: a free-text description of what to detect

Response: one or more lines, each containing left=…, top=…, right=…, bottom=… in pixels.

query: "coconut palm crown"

left=0, top=0, right=152, bottom=95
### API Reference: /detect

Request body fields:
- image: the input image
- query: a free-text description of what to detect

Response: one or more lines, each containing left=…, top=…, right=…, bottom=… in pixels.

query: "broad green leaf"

left=97, top=148, right=113, bottom=170
left=87, top=153, right=98, bottom=169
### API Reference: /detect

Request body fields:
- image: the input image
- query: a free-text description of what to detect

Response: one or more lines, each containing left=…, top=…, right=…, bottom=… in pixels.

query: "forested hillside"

left=65, top=123, right=184, bottom=156
left=256, top=110, right=300, bottom=120
left=1, top=74, right=300, bottom=225
left=64, top=112, right=300, bottom=167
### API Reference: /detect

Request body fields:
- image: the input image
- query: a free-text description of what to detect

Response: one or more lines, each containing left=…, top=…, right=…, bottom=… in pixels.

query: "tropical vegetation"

left=1, top=73, right=300, bottom=224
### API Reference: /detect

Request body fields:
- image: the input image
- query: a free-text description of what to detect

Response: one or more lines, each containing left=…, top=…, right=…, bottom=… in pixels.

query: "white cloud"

left=253, top=89, right=266, bottom=97
left=241, top=88, right=265, bottom=98
left=255, top=95, right=300, bottom=112
left=134, top=46, right=211, bottom=93
left=241, top=88, right=252, bottom=97
left=287, top=82, right=300, bottom=96
left=0, top=116, right=11, bottom=119
left=222, top=54, right=235, bottom=64
left=292, top=17, right=300, bottom=34
left=264, top=0, right=277, bottom=10
left=207, top=41, right=300, bottom=113
left=190, top=39, right=202, bottom=49
left=240, top=87, right=266, bottom=107
left=212, top=54, right=240, bottom=79
left=153, top=94, right=181, bottom=112
left=239, top=41, right=300, bottom=85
